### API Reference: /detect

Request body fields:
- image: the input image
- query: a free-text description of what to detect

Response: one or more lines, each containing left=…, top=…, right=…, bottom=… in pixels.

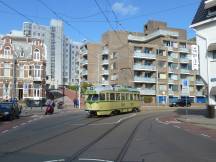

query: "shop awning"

left=208, top=43, right=216, bottom=52
left=210, top=86, right=216, bottom=96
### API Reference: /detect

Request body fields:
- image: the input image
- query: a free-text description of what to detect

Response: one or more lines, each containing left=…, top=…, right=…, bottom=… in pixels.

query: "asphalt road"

left=0, top=111, right=215, bottom=162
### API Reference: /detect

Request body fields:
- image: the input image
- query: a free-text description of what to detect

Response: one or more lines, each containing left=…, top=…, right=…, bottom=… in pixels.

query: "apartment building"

left=99, top=20, right=206, bottom=104
left=23, top=19, right=64, bottom=88
left=80, top=43, right=101, bottom=84
left=0, top=35, right=46, bottom=101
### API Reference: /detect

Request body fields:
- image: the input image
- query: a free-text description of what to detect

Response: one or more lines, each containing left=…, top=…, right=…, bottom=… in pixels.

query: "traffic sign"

left=182, top=79, right=189, bottom=96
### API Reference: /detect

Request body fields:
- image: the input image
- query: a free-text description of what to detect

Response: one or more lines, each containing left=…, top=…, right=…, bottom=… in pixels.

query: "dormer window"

left=33, top=49, right=40, bottom=61
left=4, top=47, right=11, bottom=58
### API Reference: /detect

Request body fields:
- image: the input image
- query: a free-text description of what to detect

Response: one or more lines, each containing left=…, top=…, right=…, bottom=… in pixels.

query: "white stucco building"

left=191, top=0, right=216, bottom=105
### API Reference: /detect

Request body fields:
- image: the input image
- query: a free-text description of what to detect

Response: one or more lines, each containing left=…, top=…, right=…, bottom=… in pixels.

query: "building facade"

left=83, top=20, right=206, bottom=104
left=23, top=19, right=64, bottom=88
left=191, top=0, right=216, bottom=106
left=0, top=35, right=46, bottom=101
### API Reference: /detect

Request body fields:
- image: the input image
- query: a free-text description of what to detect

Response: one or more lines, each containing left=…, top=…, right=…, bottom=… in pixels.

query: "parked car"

left=169, top=99, right=191, bottom=107
left=0, top=102, right=22, bottom=121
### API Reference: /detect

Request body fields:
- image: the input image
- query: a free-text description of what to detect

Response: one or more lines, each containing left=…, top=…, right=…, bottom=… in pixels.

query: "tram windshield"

left=87, top=94, right=99, bottom=101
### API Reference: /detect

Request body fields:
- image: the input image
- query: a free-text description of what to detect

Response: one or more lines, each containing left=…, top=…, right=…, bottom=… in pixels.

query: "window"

left=34, top=84, right=40, bottom=98
left=159, top=85, right=167, bottom=91
left=130, top=94, right=133, bottom=100
left=29, top=65, right=32, bottom=77
left=34, top=65, right=41, bottom=78
left=110, top=93, right=115, bottom=100
left=19, top=64, right=24, bottom=78
left=121, top=93, right=126, bottom=100
left=20, top=48, right=24, bottom=57
left=116, top=93, right=120, bottom=100
left=213, top=51, right=216, bottom=60
left=33, top=49, right=40, bottom=61
left=100, top=94, right=105, bottom=101
left=4, top=64, right=10, bottom=77
left=4, top=47, right=10, bottom=58
left=159, top=73, right=167, bottom=79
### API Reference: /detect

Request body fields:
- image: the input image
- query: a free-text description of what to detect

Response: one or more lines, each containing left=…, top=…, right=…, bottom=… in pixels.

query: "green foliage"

left=143, top=96, right=153, bottom=103
left=68, top=82, right=93, bottom=94
left=68, top=84, right=79, bottom=91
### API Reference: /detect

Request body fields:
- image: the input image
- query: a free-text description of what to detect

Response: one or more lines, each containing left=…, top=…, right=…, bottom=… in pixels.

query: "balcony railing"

left=33, top=77, right=42, bottom=81
left=137, top=88, right=156, bottom=95
left=134, top=76, right=156, bottom=83
left=180, top=57, right=190, bottom=63
left=102, top=49, right=109, bottom=55
left=101, top=60, right=109, bottom=65
left=133, top=64, right=156, bottom=71
left=195, top=80, right=205, bottom=85
left=168, top=68, right=178, bottom=73
left=179, top=47, right=189, bottom=53
left=101, top=80, right=109, bottom=85
left=196, top=91, right=204, bottom=96
left=82, top=70, right=88, bottom=75
left=82, top=60, right=88, bottom=65
left=81, top=49, right=88, bottom=55
left=180, top=69, right=190, bottom=74
left=168, top=90, right=175, bottom=95
left=134, top=52, right=156, bottom=59
left=101, top=70, right=109, bottom=75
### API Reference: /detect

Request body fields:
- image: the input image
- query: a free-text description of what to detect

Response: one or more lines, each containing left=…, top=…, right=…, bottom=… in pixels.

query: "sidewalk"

left=20, top=105, right=84, bottom=117
left=177, top=115, right=216, bottom=129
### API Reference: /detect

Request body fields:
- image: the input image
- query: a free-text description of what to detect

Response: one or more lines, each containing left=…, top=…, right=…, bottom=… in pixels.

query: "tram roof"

left=85, top=85, right=139, bottom=94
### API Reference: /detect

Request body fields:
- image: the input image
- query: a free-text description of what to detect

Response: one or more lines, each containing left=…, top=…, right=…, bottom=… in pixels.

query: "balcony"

left=167, top=46, right=174, bottom=51
left=168, top=79, right=175, bottom=84
left=196, top=91, right=204, bottom=96
left=102, top=49, right=109, bottom=55
left=133, top=64, right=156, bottom=71
left=168, top=90, right=175, bottom=95
left=101, top=80, right=109, bottom=85
left=180, top=57, right=190, bottom=63
left=196, top=80, right=205, bottom=85
left=101, top=60, right=109, bottom=65
left=134, top=52, right=156, bottom=59
left=133, top=76, right=156, bottom=83
left=168, top=68, right=178, bottom=73
left=82, top=60, right=88, bottom=65
left=0, top=55, right=13, bottom=59
left=179, top=47, right=189, bottom=53
left=137, top=88, right=156, bottom=95
left=81, top=49, right=88, bottom=55
left=101, top=70, right=109, bottom=75
left=82, top=70, right=88, bottom=76
left=180, top=69, right=191, bottom=74
left=168, top=56, right=175, bottom=62
left=33, top=77, right=42, bottom=81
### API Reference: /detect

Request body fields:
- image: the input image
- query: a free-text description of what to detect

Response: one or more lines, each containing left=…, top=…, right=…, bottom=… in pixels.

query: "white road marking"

left=79, top=158, right=114, bottom=162
left=13, top=126, right=19, bottom=129
left=168, top=120, right=181, bottom=124
left=155, top=118, right=169, bottom=125
left=43, top=159, right=65, bottom=162
left=27, top=120, right=33, bottom=123
left=201, top=133, right=210, bottom=138
left=90, top=114, right=136, bottom=126
left=1, top=130, right=9, bottom=133
left=21, top=123, right=26, bottom=125
left=174, top=125, right=181, bottom=129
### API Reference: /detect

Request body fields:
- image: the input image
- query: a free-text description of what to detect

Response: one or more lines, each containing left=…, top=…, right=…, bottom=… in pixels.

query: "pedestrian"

left=73, top=98, right=77, bottom=108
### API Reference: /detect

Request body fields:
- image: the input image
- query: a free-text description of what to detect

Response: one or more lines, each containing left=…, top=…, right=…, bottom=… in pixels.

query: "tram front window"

left=87, top=94, right=99, bottom=101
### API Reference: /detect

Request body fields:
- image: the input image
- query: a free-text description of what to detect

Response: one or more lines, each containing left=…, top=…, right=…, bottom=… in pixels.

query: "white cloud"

left=112, top=2, right=139, bottom=16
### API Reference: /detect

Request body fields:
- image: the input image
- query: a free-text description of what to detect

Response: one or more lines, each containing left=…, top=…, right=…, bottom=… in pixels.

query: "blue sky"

left=0, top=0, right=201, bottom=42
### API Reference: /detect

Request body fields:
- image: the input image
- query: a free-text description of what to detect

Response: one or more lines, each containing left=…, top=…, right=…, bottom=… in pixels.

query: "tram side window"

left=130, top=94, right=133, bottom=100
left=110, top=93, right=115, bottom=101
left=100, top=93, right=105, bottom=101
left=106, top=93, right=110, bottom=101
left=116, top=93, right=120, bottom=100
left=121, top=93, right=126, bottom=100
left=126, top=93, right=129, bottom=100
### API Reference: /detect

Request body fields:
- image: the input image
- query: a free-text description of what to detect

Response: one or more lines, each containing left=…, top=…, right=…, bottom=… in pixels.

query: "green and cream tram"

left=85, top=85, right=140, bottom=116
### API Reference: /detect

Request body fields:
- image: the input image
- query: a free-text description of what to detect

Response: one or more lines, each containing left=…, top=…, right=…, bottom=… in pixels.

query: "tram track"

left=0, top=117, right=105, bottom=158
left=67, top=112, right=158, bottom=162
